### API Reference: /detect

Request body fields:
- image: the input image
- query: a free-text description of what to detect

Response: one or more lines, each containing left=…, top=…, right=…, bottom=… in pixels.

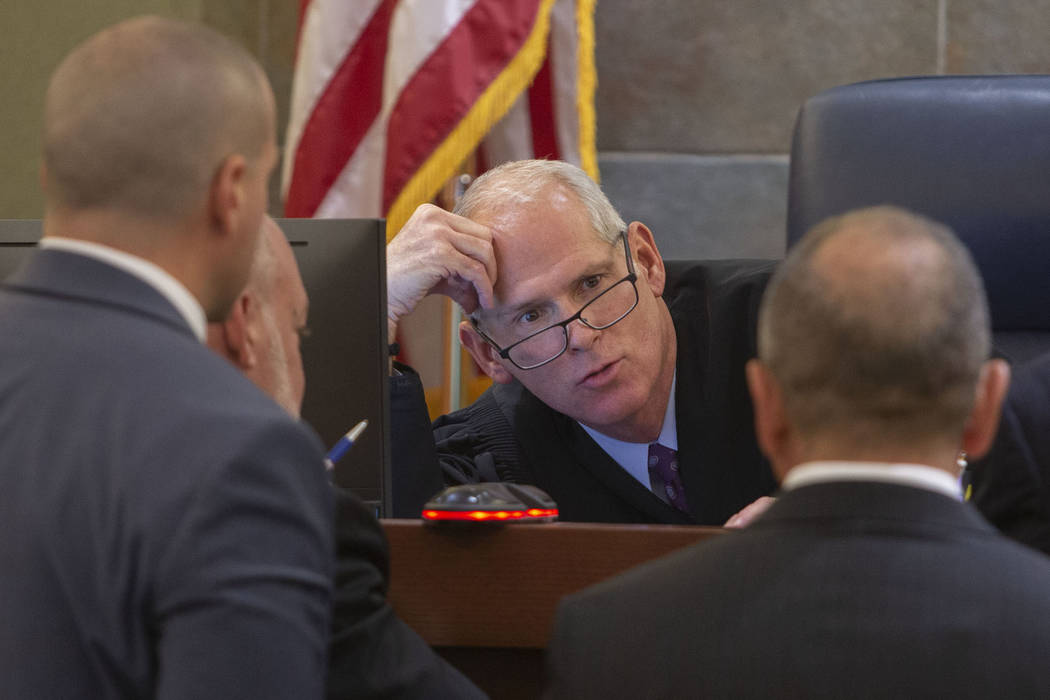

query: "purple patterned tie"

left=648, top=443, right=689, bottom=513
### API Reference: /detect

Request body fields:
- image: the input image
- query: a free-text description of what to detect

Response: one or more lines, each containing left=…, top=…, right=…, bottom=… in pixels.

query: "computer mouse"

left=421, top=482, right=558, bottom=523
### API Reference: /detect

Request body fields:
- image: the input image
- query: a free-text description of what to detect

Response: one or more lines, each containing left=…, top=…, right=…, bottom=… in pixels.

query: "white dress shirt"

left=39, top=237, right=207, bottom=342
left=782, top=460, right=963, bottom=500
left=581, top=373, right=678, bottom=491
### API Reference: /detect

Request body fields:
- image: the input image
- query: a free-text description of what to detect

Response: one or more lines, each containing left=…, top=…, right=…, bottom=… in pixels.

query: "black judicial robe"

left=390, top=259, right=778, bottom=525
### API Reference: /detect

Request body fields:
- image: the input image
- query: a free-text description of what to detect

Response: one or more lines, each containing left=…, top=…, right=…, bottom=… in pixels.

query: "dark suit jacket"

left=328, top=487, right=485, bottom=699
left=546, top=480, right=1050, bottom=699
left=390, top=259, right=778, bottom=524
left=0, top=249, right=333, bottom=699
left=971, top=353, right=1050, bottom=555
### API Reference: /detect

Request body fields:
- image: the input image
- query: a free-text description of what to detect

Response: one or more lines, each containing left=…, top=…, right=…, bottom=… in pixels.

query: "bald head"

left=43, top=15, right=273, bottom=220
left=208, top=217, right=308, bottom=418
left=758, top=206, right=990, bottom=448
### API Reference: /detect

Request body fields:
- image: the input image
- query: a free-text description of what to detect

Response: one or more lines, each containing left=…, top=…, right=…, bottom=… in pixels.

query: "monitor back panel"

left=0, top=220, right=40, bottom=280
left=0, top=219, right=390, bottom=514
left=277, top=218, right=388, bottom=512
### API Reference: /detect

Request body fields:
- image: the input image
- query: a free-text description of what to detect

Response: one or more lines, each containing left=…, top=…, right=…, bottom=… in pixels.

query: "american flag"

left=281, top=0, right=597, bottom=237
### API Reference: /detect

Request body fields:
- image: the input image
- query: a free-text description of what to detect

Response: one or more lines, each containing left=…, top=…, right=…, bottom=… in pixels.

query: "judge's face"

left=465, top=188, right=676, bottom=441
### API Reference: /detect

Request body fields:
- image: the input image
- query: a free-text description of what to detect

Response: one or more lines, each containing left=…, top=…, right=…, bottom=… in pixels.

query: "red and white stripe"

left=480, top=0, right=585, bottom=167
left=283, top=0, right=595, bottom=234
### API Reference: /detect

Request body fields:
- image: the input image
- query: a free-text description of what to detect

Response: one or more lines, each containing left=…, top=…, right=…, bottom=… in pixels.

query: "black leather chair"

left=787, top=75, right=1050, bottom=364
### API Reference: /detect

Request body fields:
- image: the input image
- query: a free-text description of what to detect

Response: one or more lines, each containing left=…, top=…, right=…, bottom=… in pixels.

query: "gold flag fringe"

left=385, top=0, right=559, bottom=241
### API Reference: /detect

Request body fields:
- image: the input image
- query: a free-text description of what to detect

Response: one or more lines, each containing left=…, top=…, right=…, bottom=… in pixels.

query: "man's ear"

left=459, top=320, right=514, bottom=384
left=961, top=358, right=1011, bottom=460
left=627, top=222, right=666, bottom=298
left=208, top=154, right=248, bottom=235
left=221, top=293, right=258, bottom=371
left=746, top=359, right=794, bottom=481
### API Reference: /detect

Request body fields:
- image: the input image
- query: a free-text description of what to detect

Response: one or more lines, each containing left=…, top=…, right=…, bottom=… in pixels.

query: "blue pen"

left=324, top=419, right=369, bottom=471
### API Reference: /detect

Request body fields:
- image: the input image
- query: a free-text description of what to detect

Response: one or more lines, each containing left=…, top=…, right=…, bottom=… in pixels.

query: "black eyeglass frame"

left=470, top=230, right=638, bottom=370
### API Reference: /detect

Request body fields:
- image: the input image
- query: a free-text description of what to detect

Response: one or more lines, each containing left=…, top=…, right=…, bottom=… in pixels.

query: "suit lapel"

left=668, top=271, right=777, bottom=525
left=3, top=249, right=196, bottom=340
left=672, top=307, right=714, bottom=522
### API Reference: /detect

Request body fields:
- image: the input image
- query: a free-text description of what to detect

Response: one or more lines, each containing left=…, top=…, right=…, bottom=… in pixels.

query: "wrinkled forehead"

left=482, top=191, right=601, bottom=271
left=478, top=233, right=622, bottom=327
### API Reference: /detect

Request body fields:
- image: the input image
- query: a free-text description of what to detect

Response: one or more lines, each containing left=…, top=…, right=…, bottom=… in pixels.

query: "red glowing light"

left=422, top=508, right=559, bottom=522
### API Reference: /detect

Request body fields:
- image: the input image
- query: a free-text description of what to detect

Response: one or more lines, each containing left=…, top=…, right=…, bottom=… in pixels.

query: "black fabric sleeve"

left=327, top=486, right=487, bottom=700
left=155, top=418, right=334, bottom=700
left=388, top=363, right=446, bottom=516
left=971, top=378, right=1050, bottom=556
left=390, top=363, right=530, bottom=487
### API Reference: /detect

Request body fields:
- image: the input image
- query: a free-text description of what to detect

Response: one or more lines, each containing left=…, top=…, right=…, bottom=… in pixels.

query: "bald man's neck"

left=44, top=205, right=190, bottom=255
left=43, top=205, right=218, bottom=309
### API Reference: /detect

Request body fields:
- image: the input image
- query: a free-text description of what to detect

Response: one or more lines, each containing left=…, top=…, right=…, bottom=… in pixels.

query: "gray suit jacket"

left=546, top=481, right=1050, bottom=699
left=0, top=249, right=333, bottom=699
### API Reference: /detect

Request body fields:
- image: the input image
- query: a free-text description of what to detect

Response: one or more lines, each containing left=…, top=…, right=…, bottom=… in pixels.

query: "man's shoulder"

left=161, top=347, right=325, bottom=465
left=440, top=379, right=544, bottom=427
left=120, top=319, right=296, bottom=424
left=663, top=258, right=777, bottom=309
left=971, top=353, right=1050, bottom=555
left=433, top=381, right=563, bottom=484
left=663, top=259, right=776, bottom=359
left=1009, top=352, right=1050, bottom=414
left=19, top=293, right=322, bottom=473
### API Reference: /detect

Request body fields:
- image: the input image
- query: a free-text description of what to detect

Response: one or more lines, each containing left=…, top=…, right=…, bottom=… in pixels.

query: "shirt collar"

left=39, top=237, right=207, bottom=343
left=580, top=372, right=678, bottom=489
left=782, top=460, right=963, bottom=500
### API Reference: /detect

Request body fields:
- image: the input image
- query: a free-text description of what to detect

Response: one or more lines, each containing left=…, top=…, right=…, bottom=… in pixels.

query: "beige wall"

left=0, top=0, right=294, bottom=219
left=4, top=0, right=1050, bottom=238
left=595, top=0, right=1050, bottom=258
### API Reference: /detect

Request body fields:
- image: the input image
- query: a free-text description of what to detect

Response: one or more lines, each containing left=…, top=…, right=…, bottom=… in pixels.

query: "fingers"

left=386, top=204, right=499, bottom=328
left=451, top=241, right=496, bottom=311
left=421, top=226, right=496, bottom=309
left=723, top=496, right=776, bottom=528
left=445, top=228, right=497, bottom=294
left=408, top=204, right=497, bottom=287
left=442, top=275, right=483, bottom=315
left=435, top=263, right=491, bottom=315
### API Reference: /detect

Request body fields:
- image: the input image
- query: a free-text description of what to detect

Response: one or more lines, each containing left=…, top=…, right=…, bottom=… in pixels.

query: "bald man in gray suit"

left=0, top=18, right=331, bottom=699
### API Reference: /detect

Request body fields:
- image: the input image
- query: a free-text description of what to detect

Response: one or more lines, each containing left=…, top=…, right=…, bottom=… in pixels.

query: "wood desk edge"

left=382, top=519, right=724, bottom=648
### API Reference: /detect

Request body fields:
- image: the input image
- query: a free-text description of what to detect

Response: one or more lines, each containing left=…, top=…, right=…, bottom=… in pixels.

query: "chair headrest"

left=788, top=76, right=1050, bottom=331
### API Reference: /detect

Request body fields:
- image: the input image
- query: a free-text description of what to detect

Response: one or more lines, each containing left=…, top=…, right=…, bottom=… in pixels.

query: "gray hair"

left=43, top=16, right=271, bottom=218
left=758, top=205, right=989, bottom=444
left=453, top=159, right=625, bottom=243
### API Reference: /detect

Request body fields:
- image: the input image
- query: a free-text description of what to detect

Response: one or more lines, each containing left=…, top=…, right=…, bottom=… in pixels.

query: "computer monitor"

left=0, top=218, right=391, bottom=515
left=0, top=220, right=39, bottom=280
left=277, top=218, right=389, bottom=513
